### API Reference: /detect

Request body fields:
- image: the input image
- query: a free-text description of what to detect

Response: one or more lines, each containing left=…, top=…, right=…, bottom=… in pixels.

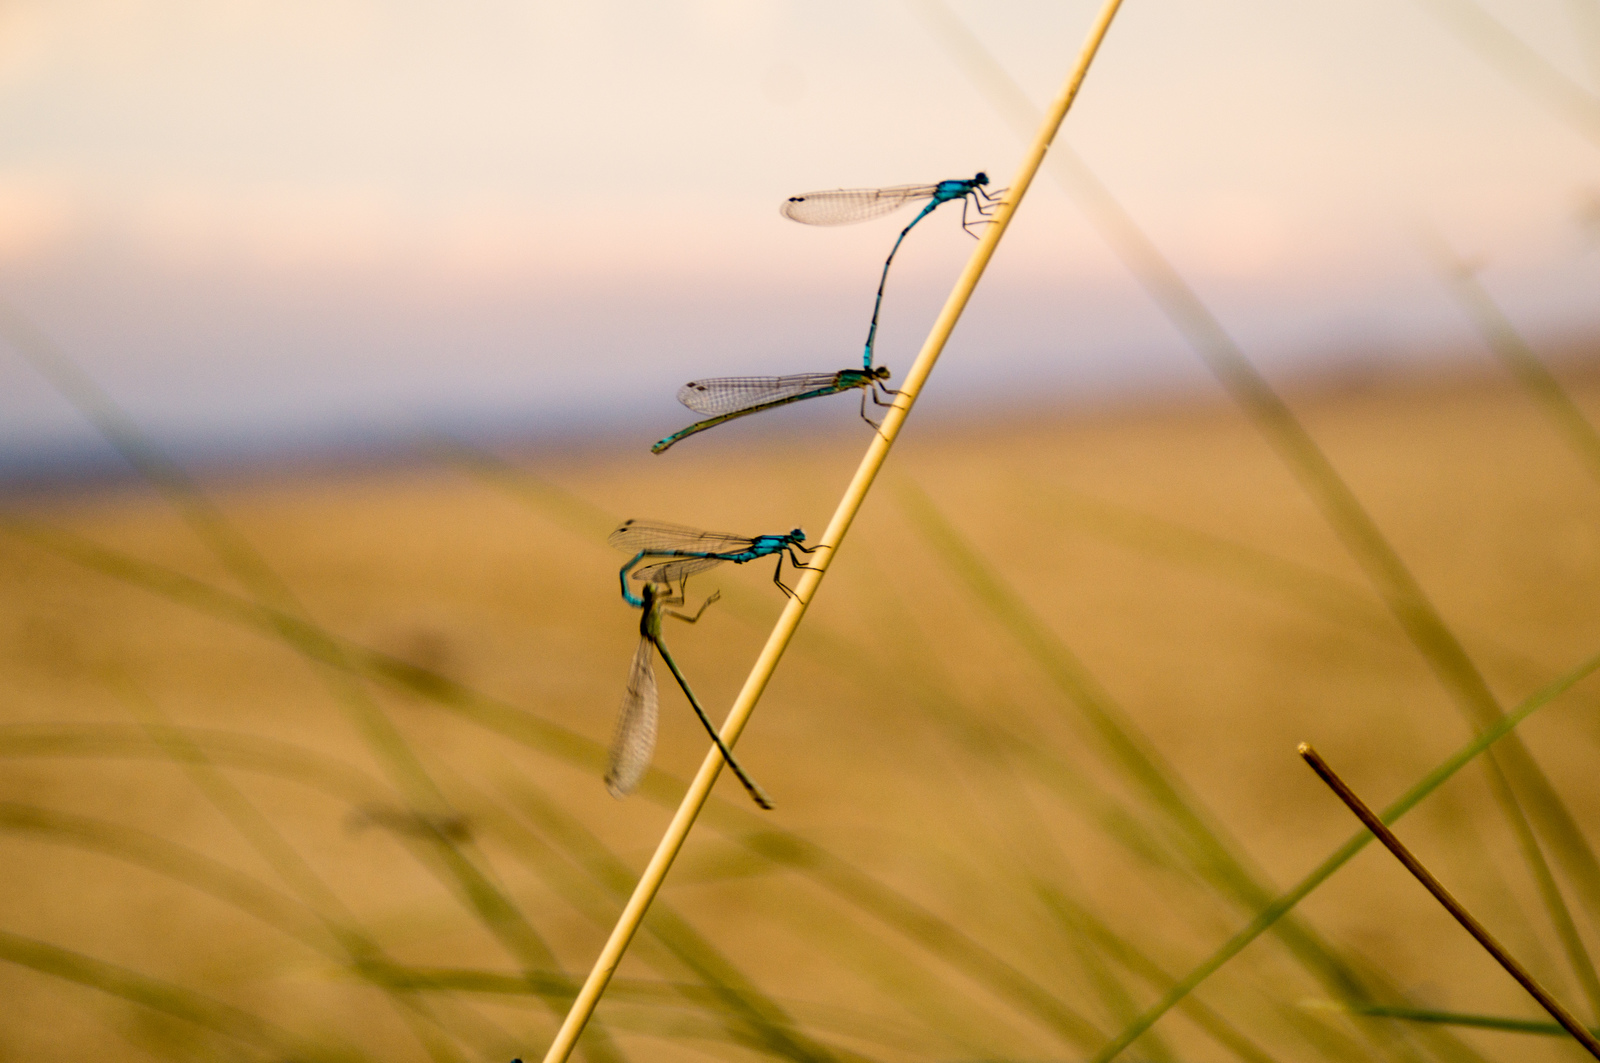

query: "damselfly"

left=652, top=367, right=895, bottom=453
left=608, top=583, right=772, bottom=808
left=649, top=174, right=997, bottom=454
left=610, top=519, right=820, bottom=603
left=782, top=173, right=1001, bottom=369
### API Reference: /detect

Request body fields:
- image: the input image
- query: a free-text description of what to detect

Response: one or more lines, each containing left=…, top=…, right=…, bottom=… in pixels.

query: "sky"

left=0, top=0, right=1597, bottom=473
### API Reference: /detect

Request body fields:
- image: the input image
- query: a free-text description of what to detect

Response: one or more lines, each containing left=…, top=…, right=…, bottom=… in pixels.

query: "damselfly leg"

left=857, top=377, right=899, bottom=434
left=770, top=541, right=829, bottom=598
left=660, top=588, right=719, bottom=623
left=959, top=185, right=1005, bottom=236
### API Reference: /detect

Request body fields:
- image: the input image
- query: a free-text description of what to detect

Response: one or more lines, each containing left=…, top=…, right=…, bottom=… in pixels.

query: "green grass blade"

left=427, top=435, right=619, bottom=541
left=0, top=800, right=332, bottom=952
left=1418, top=247, right=1600, bottom=1008
left=1322, top=1001, right=1600, bottom=1037
left=1413, top=0, right=1600, bottom=147
left=445, top=765, right=849, bottom=1063
left=911, top=0, right=1600, bottom=1008
left=0, top=722, right=832, bottom=1059
left=120, top=684, right=491, bottom=1063
left=1089, top=642, right=1600, bottom=1061
left=1015, top=478, right=1595, bottom=713
left=1426, top=233, right=1600, bottom=487
left=367, top=965, right=924, bottom=1056
left=0, top=928, right=369, bottom=1063
left=1044, top=887, right=1176, bottom=1061
left=0, top=310, right=620, bottom=1061
left=896, top=480, right=1369, bottom=996
left=3, top=521, right=1103, bottom=1051
left=1034, top=882, right=1282, bottom=1063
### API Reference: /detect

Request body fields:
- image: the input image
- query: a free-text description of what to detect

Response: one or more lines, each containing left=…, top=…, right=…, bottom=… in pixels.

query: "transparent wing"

left=632, top=556, right=726, bottom=585
left=677, top=373, right=846, bottom=416
left=609, top=519, right=752, bottom=554
left=779, top=184, right=938, bottom=226
left=605, top=637, right=658, bottom=798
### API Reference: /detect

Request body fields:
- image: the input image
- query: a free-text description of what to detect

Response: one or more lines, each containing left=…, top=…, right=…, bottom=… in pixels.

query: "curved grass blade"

left=2, top=525, right=1114, bottom=1049
left=895, top=480, right=1490, bottom=1063
left=913, top=2, right=1600, bottom=1037
left=1426, top=229, right=1600, bottom=488
left=0, top=929, right=367, bottom=1063
left=120, top=684, right=484, bottom=1062
left=1326, top=1001, right=1600, bottom=1038
left=0, top=800, right=330, bottom=953
left=1416, top=0, right=1600, bottom=148
left=0, top=724, right=828, bottom=1061
left=1087, top=643, right=1600, bottom=1062
left=0, top=308, right=621, bottom=1062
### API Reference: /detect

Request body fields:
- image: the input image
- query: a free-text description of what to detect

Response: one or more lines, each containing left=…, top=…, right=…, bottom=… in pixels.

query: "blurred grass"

left=1426, top=229, right=1600, bottom=489
left=1086, top=637, right=1600, bottom=1061
left=5, top=360, right=1600, bottom=1061
left=0, top=308, right=632, bottom=1063
left=2, top=3, right=1597, bottom=1058
left=1410, top=0, right=1600, bottom=147
left=1323, top=1001, right=1600, bottom=1037
left=912, top=11, right=1600, bottom=1050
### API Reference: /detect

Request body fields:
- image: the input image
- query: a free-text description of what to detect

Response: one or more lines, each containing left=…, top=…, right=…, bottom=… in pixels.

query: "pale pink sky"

left=1, top=0, right=1597, bottom=467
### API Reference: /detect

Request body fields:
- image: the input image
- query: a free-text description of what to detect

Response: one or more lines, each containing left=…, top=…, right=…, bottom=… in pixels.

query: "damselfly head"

left=872, top=365, right=891, bottom=380
left=974, top=172, right=989, bottom=186
left=788, top=528, right=805, bottom=542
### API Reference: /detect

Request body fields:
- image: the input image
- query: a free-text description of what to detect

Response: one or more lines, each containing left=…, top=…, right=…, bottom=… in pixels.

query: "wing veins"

left=780, top=184, right=939, bottom=226
left=610, top=519, right=753, bottom=553
left=606, top=637, right=658, bottom=797
left=678, top=373, right=845, bottom=415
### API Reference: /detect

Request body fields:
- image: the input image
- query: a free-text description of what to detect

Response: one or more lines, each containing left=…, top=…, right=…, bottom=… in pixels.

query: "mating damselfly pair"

left=602, top=171, right=1000, bottom=810
left=604, top=519, right=822, bottom=807
left=651, top=173, right=1002, bottom=453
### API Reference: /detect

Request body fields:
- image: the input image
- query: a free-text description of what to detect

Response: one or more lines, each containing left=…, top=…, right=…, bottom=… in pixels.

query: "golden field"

left=4, top=370, right=1600, bottom=1063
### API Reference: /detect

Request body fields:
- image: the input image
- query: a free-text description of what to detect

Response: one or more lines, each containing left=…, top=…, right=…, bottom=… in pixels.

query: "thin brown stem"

left=1298, top=743, right=1600, bottom=1060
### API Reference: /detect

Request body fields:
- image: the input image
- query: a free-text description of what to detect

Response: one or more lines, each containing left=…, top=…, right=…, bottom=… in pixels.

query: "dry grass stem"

left=1298, top=743, right=1600, bottom=1060
left=537, top=2, right=1130, bottom=1058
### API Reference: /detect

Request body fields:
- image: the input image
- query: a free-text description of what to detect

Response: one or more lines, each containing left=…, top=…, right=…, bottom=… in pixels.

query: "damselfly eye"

left=975, top=172, right=989, bottom=184
left=874, top=366, right=891, bottom=379
left=790, top=528, right=804, bottom=540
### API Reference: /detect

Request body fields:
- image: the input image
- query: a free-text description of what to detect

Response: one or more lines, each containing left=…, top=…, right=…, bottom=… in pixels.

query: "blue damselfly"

left=652, top=368, right=895, bottom=453
left=649, top=174, right=997, bottom=453
left=783, top=173, right=1000, bottom=368
left=610, top=519, right=820, bottom=602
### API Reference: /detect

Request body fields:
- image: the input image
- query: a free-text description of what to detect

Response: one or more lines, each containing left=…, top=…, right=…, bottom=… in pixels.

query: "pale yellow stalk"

left=539, top=3, right=1128, bottom=1058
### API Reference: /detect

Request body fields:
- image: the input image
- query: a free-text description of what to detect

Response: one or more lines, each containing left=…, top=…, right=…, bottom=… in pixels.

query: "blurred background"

left=4, top=1, right=1600, bottom=1061
left=0, top=0, right=1597, bottom=470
